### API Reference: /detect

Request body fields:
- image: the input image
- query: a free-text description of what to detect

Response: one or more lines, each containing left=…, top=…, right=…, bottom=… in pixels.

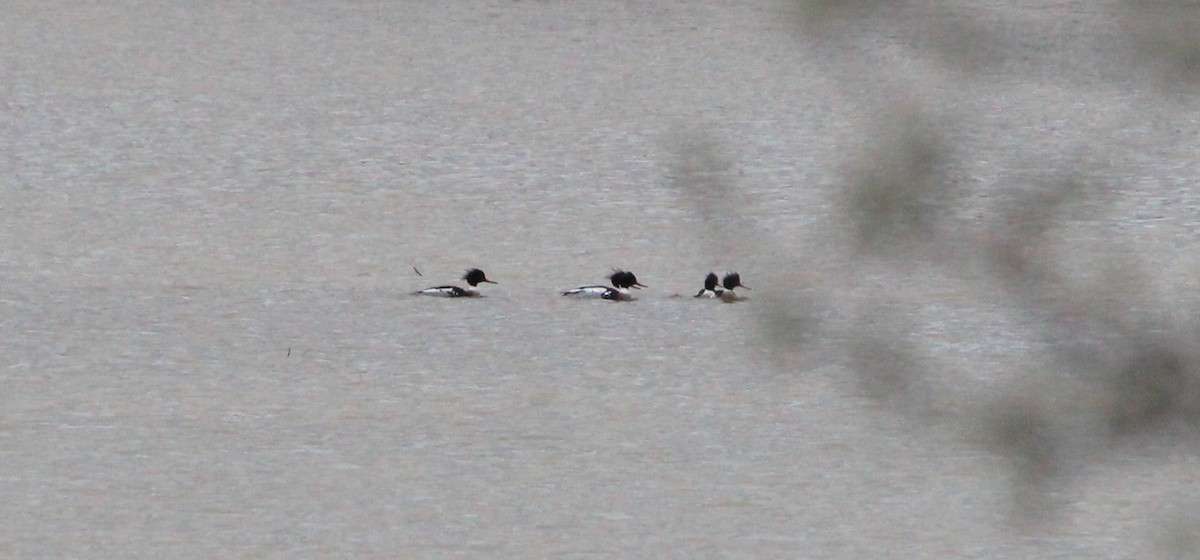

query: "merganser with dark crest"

left=563, top=270, right=646, bottom=301
left=722, top=272, right=749, bottom=292
left=694, top=272, right=723, bottom=298
left=718, top=271, right=750, bottom=302
left=414, top=268, right=497, bottom=297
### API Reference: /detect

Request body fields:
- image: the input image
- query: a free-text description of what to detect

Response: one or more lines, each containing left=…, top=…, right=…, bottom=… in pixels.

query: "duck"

left=717, top=271, right=750, bottom=302
left=414, top=268, right=497, bottom=297
left=694, top=272, right=724, bottom=298
left=722, top=272, right=749, bottom=292
left=562, top=270, right=646, bottom=301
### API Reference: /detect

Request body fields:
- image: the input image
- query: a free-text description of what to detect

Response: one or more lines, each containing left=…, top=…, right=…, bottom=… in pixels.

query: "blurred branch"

left=765, top=0, right=1200, bottom=530
left=843, top=110, right=954, bottom=254
left=1121, top=0, right=1200, bottom=89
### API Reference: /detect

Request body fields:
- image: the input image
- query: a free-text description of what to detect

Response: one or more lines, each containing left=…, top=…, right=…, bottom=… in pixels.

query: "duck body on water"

left=694, top=272, right=751, bottom=302
left=412, top=268, right=749, bottom=301
left=562, top=270, right=647, bottom=301
left=694, top=272, right=723, bottom=298
left=414, top=268, right=497, bottom=298
left=717, top=271, right=750, bottom=302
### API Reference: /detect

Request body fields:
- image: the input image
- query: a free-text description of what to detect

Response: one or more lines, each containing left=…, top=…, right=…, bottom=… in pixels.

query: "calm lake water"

left=4, top=1, right=1199, bottom=557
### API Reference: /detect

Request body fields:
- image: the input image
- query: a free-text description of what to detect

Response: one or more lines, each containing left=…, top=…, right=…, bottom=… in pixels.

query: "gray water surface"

left=4, top=1, right=1199, bottom=558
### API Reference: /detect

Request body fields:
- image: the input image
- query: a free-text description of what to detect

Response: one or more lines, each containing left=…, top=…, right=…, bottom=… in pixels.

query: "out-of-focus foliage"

left=680, top=0, right=1200, bottom=544
left=1123, top=1, right=1200, bottom=89
left=843, top=111, right=953, bottom=252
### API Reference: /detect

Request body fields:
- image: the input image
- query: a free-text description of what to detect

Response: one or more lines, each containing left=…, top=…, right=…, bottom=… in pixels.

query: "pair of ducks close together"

left=414, top=269, right=749, bottom=302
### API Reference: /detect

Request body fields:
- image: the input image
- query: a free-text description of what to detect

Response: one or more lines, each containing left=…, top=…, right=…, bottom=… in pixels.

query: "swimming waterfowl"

left=694, top=272, right=723, bottom=298
left=563, top=270, right=646, bottom=301
left=414, top=268, right=497, bottom=297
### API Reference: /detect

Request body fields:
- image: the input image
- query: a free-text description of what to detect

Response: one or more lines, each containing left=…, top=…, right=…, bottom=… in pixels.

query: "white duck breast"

left=417, top=286, right=473, bottom=297
left=603, top=288, right=634, bottom=301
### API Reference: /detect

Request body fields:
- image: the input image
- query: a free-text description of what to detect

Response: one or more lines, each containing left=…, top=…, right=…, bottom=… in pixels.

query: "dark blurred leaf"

left=1107, top=341, right=1200, bottom=436
left=844, top=112, right=952, bottom=252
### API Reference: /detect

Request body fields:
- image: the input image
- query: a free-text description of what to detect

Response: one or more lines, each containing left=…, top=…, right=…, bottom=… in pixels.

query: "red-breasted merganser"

left=718, top=271, right=750, bottom=302
left=694, top=272, right=723, bottom=298
left=414, top=268, right=497, bottom=297
left=562, top=270, right=646, bottom=301
left=694, top=271, right=750, bottom=302
left=722, top=272, right=749, bottom=292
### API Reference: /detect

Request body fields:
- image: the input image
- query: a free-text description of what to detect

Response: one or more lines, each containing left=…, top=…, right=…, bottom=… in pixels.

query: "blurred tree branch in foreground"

left=680, top=0, right=1200, bottom=539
